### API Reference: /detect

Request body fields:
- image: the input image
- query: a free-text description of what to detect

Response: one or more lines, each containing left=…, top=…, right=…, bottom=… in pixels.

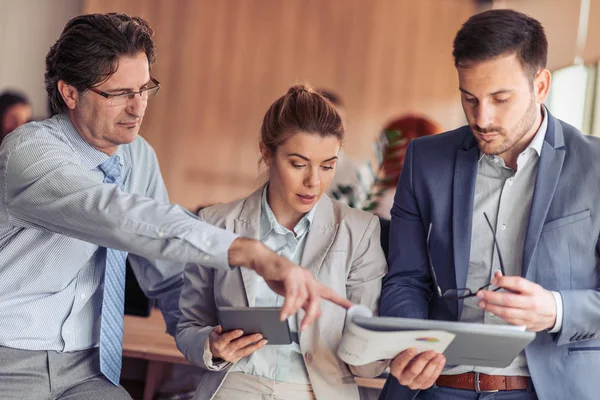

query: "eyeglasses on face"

left=426, top=212, right=506, bottom=300
left=88, top=77, right=161, bottom=106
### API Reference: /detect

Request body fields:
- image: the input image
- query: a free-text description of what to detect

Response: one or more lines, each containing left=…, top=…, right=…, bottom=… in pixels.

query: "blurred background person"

left=0, top=91, right=32, bottom=143
left=371, top=115, right=441, bottom=220
left=319, top=89, right=372, bottom=208
left=318, top=89, right=347, bottom=124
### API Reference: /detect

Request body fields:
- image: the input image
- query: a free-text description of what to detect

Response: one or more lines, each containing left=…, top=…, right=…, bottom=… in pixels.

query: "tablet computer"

left=217, top=307, right=292, bottom=345
left=353, top=316, right=536, bottom=368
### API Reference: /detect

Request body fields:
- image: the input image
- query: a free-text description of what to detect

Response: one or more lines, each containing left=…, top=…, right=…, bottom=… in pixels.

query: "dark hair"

left=453, top=9, right=547, bottom=80
left=317, top=89, right=344, bottom=107
left=45, top=13, right=156, bottom=115
left=0, top=91, right=30, bottom=136
left=260, top=84, right=344, bottom=159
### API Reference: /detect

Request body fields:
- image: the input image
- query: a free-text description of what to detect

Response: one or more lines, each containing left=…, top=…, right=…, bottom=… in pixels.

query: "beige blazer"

left=176, top=187, right=388, bottom=400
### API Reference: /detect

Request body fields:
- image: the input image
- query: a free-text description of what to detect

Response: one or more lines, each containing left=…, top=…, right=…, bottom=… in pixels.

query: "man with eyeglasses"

left=380, top=9, right=600, bottom=400
left=0, top=13, right=350, bottom=400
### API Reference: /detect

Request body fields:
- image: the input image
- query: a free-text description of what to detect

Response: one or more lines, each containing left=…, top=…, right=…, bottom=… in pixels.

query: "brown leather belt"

left=436, top=373, right=531, bottom=393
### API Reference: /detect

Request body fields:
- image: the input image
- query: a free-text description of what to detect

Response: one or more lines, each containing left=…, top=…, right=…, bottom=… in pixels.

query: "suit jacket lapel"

left=300, top=195, right=337, bottom=278
left=233, top=187, right=263, bottom=307
left=452, top=133, right=479, bottom=315
left=522, top=116, right=566, bottom=277
left=297, top=195, right=337, bottom=333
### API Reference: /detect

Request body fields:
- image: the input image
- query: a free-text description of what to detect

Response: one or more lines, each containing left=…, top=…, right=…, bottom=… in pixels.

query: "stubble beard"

left=478, top=97, right=539, bottom=157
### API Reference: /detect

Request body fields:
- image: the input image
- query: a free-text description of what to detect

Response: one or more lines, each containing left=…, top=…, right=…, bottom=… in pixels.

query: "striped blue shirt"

left=0, top=114, right=237, bottom=352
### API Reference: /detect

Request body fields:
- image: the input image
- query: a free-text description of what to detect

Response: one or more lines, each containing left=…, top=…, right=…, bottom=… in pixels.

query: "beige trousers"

left=213, top=372, right=317, bottom=400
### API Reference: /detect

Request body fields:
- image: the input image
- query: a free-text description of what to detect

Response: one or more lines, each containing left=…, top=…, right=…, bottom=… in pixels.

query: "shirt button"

left=305, top=352, right=313, bottom=363
left=203, top=255, right=212, bottom=262
left=507, top=179, right=513, bottom=186
left=157, top=231, right=165, bottom=238
left=81, top=293, right=86, bottom=299
left=205, top=239, right=213, bottom=247
left=501, top=224, right=507, bottom=231
left=65, top=329, right=70, bottom=335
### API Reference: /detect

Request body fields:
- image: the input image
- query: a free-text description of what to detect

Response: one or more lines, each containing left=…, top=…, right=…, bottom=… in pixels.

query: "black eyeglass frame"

left=88, top=77, right=161, bottom=102
left=426, top=212, right=507, bottom=300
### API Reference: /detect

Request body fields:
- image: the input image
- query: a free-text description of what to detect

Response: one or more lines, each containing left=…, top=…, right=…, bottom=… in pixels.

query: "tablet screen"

left=218, top=307, right=293, bottom=346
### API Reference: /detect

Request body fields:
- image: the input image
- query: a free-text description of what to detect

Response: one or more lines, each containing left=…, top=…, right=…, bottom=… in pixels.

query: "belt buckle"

left=474, top=372, right=499, bottom=393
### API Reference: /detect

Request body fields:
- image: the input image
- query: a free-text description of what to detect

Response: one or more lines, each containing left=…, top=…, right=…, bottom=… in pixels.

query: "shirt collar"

left=528, top=105, right=548, bottom=157
left=56, top=113, right=125, bottom=170
left=260, top=184, right=316, bottom=240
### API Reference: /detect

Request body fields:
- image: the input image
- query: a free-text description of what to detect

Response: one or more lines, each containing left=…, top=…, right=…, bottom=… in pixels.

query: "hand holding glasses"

left=427, top=212, right=506, bottom=300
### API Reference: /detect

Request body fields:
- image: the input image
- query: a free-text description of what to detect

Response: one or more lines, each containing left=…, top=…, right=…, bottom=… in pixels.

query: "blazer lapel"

left=300, top=195, right=338, bottom=278
left=297, top=195, right=337, bottom=333
left=452, top=134, right=479, bottom=289
left=452, top=134, right=479, bottom=315
left=522, top=116, right=566, bottom=277
left=233, top=187, right=263, bottom=307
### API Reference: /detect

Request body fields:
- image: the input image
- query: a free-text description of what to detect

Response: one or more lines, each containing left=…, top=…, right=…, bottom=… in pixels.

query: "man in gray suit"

left=380, top=9, right=600, bottom=400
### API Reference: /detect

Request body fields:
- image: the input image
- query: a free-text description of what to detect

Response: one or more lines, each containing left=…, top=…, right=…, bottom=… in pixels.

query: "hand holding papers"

left=337, top=305, right=455, bottom=366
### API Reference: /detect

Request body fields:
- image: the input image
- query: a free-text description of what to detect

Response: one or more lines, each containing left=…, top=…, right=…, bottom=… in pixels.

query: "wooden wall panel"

left=492, top=0, right=582, bottom=71
left=584, top=0, right=600, bottom=65
left=83, top=0, right=475, bottom=209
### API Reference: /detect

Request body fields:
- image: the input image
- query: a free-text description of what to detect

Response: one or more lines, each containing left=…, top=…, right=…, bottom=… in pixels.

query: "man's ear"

left=259, top=142, right=271, bottom=168
left=535, top=68, right=551, bottom=104
left=57, top=80, right=79, bottom=110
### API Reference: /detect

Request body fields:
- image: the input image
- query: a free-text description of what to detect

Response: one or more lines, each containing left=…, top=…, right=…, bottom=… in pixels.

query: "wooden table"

left=123, top=309, right=188, bottom=400
left=123, top=309, right=386, bottom=399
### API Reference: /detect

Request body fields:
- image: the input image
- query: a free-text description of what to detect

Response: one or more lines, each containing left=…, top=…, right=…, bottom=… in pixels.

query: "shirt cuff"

left=548, top=291, right=563, bottom=333
left=203, top=336, right=232, bottom=371
left=189, top=223, right=239, bottom=271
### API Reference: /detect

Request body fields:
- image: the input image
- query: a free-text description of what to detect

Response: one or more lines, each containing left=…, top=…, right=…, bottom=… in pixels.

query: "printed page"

left=337, top=305, right=456, bottom=366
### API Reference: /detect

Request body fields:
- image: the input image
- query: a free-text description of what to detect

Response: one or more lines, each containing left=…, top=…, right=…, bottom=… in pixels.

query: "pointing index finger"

left=318, top=283, right=353, bottom=309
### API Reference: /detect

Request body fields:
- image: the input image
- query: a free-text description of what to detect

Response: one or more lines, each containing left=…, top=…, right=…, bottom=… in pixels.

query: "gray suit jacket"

left=176, top=188, right=388, bottom=400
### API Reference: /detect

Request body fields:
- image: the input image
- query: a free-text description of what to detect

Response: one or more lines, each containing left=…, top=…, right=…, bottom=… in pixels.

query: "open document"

left=337, top=305, right=455, bottom=366
left=337, top=305, right=536, bottom=368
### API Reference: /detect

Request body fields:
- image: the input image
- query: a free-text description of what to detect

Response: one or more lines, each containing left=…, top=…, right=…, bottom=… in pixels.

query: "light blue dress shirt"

left=0, top=114, right=237, bottom=352
left=231, top=185, right=315, bottom=384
